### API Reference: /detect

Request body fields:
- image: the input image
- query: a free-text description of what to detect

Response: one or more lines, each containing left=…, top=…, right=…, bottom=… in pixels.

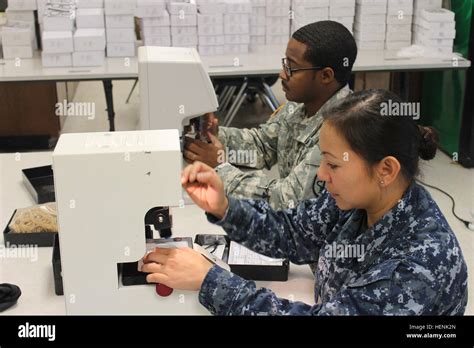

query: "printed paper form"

left=228, top=242, right=284, bottom=266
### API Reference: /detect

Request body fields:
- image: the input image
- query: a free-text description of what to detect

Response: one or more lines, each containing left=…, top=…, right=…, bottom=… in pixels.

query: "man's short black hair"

left=292, top=21, right=358, bottom=86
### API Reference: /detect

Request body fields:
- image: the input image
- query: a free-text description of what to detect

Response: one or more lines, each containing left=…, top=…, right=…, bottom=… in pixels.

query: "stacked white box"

left=43, top=1, right=76, bottom=31
left=266, top=0, right=290, bottom=48
left=5, top=8, right=35, bottom=23
left=196, top=0, right=226, bottom=14
left=7, top=0, right=37, bottom=11
left=385, top=0, right=413, bottom=50
left=74, top=29, right=106, bottom=64
left=196, top=0, right=225, bottom=56
left=221, top=0, right=250, bottom=54
left=354, top=0, right=386, bottom=50
left=1, top=22, right=35, bottom=59
left=136, top=0, right=167, bottom=18
left=413, top=3, right=456, bottom=55
left=76, top=8, right=105, bottom=28
left=105, top=0, right=137, bottom=57
left=140, top=13, right=171, bottom=46
left=104, top=0, right=136, bottom=15
left=330, top=0, right=355, bottom=33
left=74, top=1, right=106, bottom=66
left=168, top=1, right=198, bottom=49
left=37, top=0, right=48, bottom=24
left=137, top=0, right=170, bottom=52
left=4, top=0, right=39, bottom=58
left=413, top=0, right=442, bottom=13
left=291, top=0, right=329, bottom=34
left=5, top=0, right=38, bottom=52
left=249, top=0, right=266, bottom=52
left=40, top=0, right=76, bottom=66
left=77, top=0, right=104, bottom=8
left=5, top=0, right=37, bottom=53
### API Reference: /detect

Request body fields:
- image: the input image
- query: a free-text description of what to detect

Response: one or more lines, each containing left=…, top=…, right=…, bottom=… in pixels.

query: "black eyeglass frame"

left=282, top=58, right=324, bottom=77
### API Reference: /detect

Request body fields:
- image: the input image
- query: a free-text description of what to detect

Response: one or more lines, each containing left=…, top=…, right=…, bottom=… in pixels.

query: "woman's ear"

left=375, top=156, right=402, bottom=186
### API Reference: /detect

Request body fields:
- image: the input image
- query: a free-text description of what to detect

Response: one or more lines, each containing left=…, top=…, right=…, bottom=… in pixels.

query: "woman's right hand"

left=181, top=162, right=228, bottom=220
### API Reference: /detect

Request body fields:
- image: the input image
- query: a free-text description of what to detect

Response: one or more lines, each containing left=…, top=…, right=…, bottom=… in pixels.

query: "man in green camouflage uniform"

left=184, top=21, right=358, bottom=210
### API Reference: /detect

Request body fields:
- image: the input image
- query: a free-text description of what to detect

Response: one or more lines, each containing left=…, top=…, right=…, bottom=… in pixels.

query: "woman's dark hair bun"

left=418, top=126, right=439, bottom=161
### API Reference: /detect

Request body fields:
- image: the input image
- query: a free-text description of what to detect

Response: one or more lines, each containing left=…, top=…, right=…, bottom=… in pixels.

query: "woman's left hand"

left=142, top=248, right=213, bottom=291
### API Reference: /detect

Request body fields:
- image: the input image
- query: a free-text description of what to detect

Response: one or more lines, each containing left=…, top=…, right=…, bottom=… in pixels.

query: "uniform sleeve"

left=198, top=259, right=455, bottom=316
left=217, top=105, right=286, bottom=170
left=207, top=191, right=339, bottom=265
left=216, top=147, right=323, bottom=210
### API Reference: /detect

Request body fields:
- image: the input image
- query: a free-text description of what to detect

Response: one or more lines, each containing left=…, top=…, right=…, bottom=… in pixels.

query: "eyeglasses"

left=282, top=58, right=323, bottom=77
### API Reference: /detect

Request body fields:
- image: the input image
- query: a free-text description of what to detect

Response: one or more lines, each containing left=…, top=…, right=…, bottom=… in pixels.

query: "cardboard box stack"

left=37, top=0, right=47, bottom=24
left=223, top=0, right=251, bottom=54
left=385, top=0, right=413, bottom=50
left=413, top=0, right=456, bottom=55
left=354, top=0, right=386, bottom=50
left=40, top=0, right=76, bottom=67
left=2, top=0, right=38, bottom=60
left=330, top=0, right=355, bottom=34
left=291, top=0, right=329, bottom=34
left=104, top=0, right=137, bottom=57
left=196, top=0, right=225, bottom=56
left=137, top=0, right=171, bottom=49
left=168, top=1, right=198, bottom=49
left=266, top=0, right=290, bottom=49
left=74, top=0, right=106, bottom=66
left=249, top=0, right=265, bottom=52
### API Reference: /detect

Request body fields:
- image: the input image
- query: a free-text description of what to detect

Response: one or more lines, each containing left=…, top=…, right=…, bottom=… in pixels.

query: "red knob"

left=156, top=283, right=173, bottom=297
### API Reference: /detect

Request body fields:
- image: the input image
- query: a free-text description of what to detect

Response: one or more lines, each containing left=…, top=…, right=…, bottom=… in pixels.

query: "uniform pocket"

left=302, top=148, right=324, bottom=197
left=347, top=260, right=401, bottom=288
left=305, top=147, right=322, bottom=166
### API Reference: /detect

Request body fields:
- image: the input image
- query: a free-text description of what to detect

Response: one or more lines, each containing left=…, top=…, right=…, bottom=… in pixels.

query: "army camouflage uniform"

left=198, top=182, right=468, bottom=315
left=216, top=85, right=352, bottom=210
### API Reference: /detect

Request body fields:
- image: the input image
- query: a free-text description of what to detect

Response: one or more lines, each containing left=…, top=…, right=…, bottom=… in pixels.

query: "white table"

left=0, top=47, right=471, bottom=132
left=0, top=47, right=471, bottom=82
left=0, top=152, right=316, bottom=315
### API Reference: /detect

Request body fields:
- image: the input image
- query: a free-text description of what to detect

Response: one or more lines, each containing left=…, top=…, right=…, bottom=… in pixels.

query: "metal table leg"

left=222, top=80, right=248, bottom=127
left=220, top=85, right=237, bottom=114
left=258, top=91, right=277, bottom=112
left=217, top=85, right=229, bottom=105
left=262, top=81, right=281, bottom=110
left=224, top=91, right=247, bottom=127
left=103, top=79, right=116, bottom=132
left=125, top=79, right=138, bottom=104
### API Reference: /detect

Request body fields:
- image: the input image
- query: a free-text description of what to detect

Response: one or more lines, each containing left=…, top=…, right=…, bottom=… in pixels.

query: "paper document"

left=228, top=242, right=284, bottom=266
left=138, top=239, right=191, bottom=271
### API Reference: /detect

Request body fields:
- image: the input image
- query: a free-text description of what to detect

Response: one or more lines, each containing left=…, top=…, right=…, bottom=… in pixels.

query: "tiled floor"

left=62, top=80, right=474, bottom=315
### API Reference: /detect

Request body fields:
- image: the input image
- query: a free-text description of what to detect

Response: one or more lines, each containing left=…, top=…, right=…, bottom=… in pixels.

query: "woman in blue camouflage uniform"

left=143, top=89, right=468, bottom=316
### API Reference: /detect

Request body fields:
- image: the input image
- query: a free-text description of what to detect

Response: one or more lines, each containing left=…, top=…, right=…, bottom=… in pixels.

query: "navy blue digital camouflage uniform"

left=198, top=182, right=468, bottom=315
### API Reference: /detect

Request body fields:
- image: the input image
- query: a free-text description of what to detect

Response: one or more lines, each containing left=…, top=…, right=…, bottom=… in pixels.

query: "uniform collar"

left=296, top=85, right=352, bottom=145
left=354, top=182, right=429, bottom=269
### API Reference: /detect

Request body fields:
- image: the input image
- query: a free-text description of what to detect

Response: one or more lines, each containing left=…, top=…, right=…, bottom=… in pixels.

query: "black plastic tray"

left=52, top=234, right=63, bottom=296
left=3, top=209, right=57, bottom=247
left=195, top=235, right=289, bottom=282
left=22, top=165, right=55, bottom=204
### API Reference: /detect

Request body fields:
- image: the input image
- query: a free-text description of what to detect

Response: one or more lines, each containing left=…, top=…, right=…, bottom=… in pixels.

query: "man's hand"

left=184, top=132, right=225, bottom=168
left=203, top=112, right=219, bottom=136
left=181, top=161, right=229, bottom=219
